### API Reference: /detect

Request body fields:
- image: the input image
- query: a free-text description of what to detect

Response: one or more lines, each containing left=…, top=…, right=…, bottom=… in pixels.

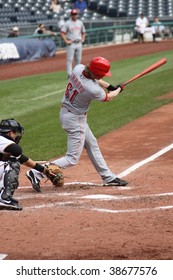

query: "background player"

left=26, top=57, right=128, bottom=190
left=60, top=9, right=86, bottom=78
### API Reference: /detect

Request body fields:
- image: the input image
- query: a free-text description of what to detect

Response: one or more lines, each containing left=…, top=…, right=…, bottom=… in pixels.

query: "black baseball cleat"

left=26, top=170, right=41, bottom=192
left=0, top=197, right=22, bottom=211
left=104, top=177, right=128, bottom=186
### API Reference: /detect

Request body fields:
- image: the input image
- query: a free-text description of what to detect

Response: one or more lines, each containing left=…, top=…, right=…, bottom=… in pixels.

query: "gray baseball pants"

left=52, top=108, right=116, bottom=184
left=66, top=42, right=82, bottom=77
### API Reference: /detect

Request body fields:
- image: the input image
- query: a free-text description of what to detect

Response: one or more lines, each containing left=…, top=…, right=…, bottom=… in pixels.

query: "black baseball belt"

left=72, top=40, right=81, bottom=43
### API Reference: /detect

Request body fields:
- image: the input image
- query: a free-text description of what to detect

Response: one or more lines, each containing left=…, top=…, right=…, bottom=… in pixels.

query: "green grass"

left=1, top=50, right=173, bottom=160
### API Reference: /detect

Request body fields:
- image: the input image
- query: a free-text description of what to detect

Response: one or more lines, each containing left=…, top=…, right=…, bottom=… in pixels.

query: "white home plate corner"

left=0, top=254, right=7, bottom=260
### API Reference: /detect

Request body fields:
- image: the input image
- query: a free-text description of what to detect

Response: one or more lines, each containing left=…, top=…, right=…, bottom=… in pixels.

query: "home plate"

left=82, top=194, right=117, bottom=200
left=0, top=254, right=7, bottom=260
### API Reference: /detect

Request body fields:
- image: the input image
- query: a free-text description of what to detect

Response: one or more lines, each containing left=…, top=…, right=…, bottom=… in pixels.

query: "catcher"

left=0, top=118, right=57, bottom=211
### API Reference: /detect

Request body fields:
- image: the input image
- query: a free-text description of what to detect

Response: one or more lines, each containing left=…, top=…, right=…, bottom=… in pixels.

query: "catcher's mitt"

left=45, top=164, right=64, bottom=187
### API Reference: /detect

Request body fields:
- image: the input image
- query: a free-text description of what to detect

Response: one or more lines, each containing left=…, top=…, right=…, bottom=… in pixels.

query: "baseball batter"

left=61, top=9, right=86, bottom=78
left=27, top=57, right=128, bottom=190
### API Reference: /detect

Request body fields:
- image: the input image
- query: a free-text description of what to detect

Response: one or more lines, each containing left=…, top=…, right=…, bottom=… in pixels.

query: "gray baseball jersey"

left=61, top=19, right=85, bottom=41
left=62, top=64, right=107, bottom=114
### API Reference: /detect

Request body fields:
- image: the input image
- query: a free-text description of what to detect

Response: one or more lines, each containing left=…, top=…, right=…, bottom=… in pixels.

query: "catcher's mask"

left=0, top=118, right=24, bottom=144
left=88, top=57, right=112, bottom=78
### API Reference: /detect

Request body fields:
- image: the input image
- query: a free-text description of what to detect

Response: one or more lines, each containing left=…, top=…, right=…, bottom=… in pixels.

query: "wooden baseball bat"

left=123, top=58, right=167, bottom=86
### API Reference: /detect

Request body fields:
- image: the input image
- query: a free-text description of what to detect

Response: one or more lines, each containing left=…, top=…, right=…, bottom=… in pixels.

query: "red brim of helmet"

left=104, top=70, right=112, bottom=77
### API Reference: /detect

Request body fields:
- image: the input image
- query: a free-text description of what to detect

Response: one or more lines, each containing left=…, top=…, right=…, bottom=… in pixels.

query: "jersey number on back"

left=65, top=82, right=78, bottom=103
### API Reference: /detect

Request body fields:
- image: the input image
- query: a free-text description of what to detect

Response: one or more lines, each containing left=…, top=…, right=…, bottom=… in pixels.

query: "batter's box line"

left=91, top=205, right=173, bottom=214
left=118, top=142, right=173, bottom=178
left=17, top=191, right=173, bottom=211
left=16, top=191, right=173, bottom=202
left=22, top=200, right=173, bottom=214
left=19, top=181, right=132, bottom=190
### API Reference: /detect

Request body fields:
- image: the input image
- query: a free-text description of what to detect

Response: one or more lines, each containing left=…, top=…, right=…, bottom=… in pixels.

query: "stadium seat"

left=117, top=0, right=127, bottom=17
left=128, top=7, right=137, bottom=17
left=107, top=4, right=117, bottom=17
left=97, top=1, right=107, bottom=15
left=46, top=11, right=53, bottom=20
left=17, top=0, right=25, bottom=3
left=88, top=0, right=98, bottom=11
left=30, top=7, right=36, bottom=16
left=63, top=1, right=72, bottom=12
left=82, top=11, right=93, bottom=19
left=91, top=12, right=102, bottom=20
left=168, top=0, right=173, bottom=16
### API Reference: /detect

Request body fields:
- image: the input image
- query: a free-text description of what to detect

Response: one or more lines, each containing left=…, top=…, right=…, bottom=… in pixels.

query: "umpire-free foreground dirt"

left=0, top=41, right=173, bottom=260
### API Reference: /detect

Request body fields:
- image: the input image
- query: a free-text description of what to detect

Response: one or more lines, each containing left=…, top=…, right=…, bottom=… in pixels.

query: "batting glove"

left=116, top=84, right=125, bottom=92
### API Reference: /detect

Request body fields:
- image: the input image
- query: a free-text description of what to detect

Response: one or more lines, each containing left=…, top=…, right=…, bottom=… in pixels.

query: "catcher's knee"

left=2, top=161, right=20, bottom=199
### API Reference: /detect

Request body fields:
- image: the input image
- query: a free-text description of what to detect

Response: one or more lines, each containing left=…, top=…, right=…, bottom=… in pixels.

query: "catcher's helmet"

left=88, top=57, right=112, bottom=77
left=0, top=119, right=24, bottom=134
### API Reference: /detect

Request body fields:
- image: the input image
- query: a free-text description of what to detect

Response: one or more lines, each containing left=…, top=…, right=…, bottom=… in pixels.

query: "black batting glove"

left=107, top=84, right=125, bottom=92
left=116, top=84, right=125, bottom=92
left=107, top=84, right=118, bottom=91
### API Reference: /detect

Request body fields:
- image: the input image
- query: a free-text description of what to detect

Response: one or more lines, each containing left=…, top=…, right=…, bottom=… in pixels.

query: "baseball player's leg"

left=0, top=160, right=22, bottom=210
left=66, top=45, right=75, bottom=78
left=84, top=124, right=115, bottom=182
left=74, top=43, right=82, bottom=67
left=84, top=124, right=128, bottom=186
left=26, top=109, right=84, bottom=190
left=53, top=111, right=86, bottom=168
left=27, top=110, right=87, bottom=186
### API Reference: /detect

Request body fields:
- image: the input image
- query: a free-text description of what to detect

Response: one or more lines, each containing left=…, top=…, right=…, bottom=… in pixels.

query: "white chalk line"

left=31, top=89, right=63, bottom=101
left=18, top=182, right=132, bottom=190
left=118, top=142, right=173, bottom=178
left=18, top=182, right=104, bottom=189
left=25, top=201, right=76, bottom=210
left=17, top=192, right=78, bottom=200
left=82, top=192, right=173, bottom=201
left=16, top=190, right=173, bottom=202
left=24, top=200, right=173, bottom=214
left=92, top=205, right=173, bottom=214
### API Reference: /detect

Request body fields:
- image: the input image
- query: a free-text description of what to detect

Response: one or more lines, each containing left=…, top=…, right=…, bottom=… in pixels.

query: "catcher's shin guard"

left=1, top=160, right=20, bottom=200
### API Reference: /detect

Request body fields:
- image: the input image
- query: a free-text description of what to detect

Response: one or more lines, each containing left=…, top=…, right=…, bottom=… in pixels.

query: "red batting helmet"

left=88, top=57, right=112, bottom=77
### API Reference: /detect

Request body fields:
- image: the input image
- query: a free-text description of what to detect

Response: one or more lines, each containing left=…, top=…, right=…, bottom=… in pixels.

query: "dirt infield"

left=0, top=41, right=173, bottom=260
